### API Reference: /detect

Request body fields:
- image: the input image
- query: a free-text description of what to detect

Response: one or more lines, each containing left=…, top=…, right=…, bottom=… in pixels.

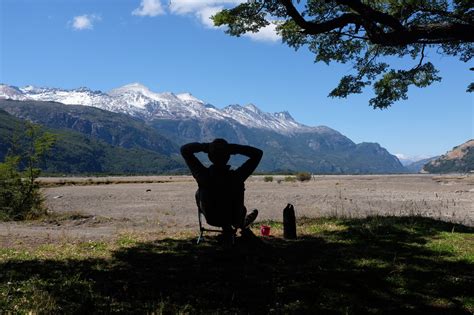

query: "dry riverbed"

left=1, top=174, right=473, bottom=247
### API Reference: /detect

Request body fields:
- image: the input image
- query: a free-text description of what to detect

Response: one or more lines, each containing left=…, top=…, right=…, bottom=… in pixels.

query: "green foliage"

left=0, top=108, right=184, bottom=175
left=0, top=123, right=56, bottom=220
left=212, top=0, right=473, bottom=108
left=296, top=171, right=312, bottom=181
left=263, top=175, right=274, bottom=182
left=43, top=131, right=183, bottom=174
left=212, top=1, right=270, bottom=36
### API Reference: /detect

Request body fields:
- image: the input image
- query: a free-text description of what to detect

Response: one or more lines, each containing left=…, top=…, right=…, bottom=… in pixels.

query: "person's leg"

left=243, top=209, right=258, bottom=229
left=197, top=189, right=233, bottom=229
left=229, top=184, right=246, bottom=229
left=232, top=206, right=247, bottom=229
left=195, top=189, right=201, bottom=212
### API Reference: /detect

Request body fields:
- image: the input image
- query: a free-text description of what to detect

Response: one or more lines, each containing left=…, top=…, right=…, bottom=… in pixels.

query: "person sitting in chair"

left=180, top=139, right=263, bottom=238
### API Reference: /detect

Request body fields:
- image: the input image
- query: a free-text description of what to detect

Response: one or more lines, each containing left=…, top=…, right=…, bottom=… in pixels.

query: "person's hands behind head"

left=201, top=143, right=210, bottom=153
left=208, top=138, right=230, bottom=166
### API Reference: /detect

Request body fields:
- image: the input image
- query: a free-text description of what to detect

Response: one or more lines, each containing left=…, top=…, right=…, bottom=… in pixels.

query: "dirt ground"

left=1, top=174, right=473, bottom=247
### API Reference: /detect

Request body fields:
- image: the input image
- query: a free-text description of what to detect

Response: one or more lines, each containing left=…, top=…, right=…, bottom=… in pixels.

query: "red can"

left=260, top=225, right=271, bottom=236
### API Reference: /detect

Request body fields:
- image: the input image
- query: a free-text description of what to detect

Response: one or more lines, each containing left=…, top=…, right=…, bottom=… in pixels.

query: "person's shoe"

left=243, top=209, right=258, bottom=229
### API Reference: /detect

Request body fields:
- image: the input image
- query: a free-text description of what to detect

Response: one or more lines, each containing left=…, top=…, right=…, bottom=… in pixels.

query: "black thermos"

left=283, top=203, right=297, bottom=239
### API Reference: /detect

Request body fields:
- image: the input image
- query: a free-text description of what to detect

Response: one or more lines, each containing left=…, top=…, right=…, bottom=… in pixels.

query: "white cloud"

left=168, top=0, right=280, bottom=42
left=71, top=14, right=100, bottom=31
left=133, top=0, right=165, bottom=17
left=244, top=23, right=280, bottom=42
left=169, top=0, right=243, bottom=15
left=129, top=0, right=279, bottom=42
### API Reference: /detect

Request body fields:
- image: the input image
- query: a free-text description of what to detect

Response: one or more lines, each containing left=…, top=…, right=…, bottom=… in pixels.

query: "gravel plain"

left=1, top=174, right=472, bottom=247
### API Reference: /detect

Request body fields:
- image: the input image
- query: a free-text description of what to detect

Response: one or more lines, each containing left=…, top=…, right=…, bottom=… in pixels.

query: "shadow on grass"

left=1, top=216, right=473, bottom=314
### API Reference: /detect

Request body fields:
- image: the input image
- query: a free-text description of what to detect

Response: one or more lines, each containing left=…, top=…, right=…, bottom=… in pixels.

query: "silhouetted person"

left=180, top=139, right=263, bottom=237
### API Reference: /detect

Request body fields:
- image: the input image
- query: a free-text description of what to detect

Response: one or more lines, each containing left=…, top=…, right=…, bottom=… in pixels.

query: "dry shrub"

left=263, top=176, right=274, bottom=182
left=296, top=172, right=312, bottom=182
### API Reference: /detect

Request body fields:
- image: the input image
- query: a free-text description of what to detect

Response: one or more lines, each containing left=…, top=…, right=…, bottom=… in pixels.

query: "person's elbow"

left=254, top=148, right=263, bottom=161
left=180, top=143, right=191, bottom=157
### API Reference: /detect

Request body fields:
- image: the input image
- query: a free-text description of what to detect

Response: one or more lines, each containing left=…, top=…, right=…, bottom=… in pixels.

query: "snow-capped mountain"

left=0, top=86, right=407, bottom=174
left=0, top=84, right=29, bottom=101
left=0, top=83, right=310, bottom=134
left=222, top=104, right=312, bottom=133
left=394, top=154, right=435, bottom=166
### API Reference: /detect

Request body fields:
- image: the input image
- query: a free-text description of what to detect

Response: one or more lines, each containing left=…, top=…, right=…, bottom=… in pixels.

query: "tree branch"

left=280, top=0, right=365, bottom=35
left=334, top=0, right=405, bottom=31
left=415, top=44, right=426, bottom=70
left=279, top=0, right=474, bottom=45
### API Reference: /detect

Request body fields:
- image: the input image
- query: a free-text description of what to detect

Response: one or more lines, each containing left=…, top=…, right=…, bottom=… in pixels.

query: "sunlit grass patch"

left=0, top=248, right=34, bottom=261
left=255, top=220, right=283, bottom=230
left=300, top=217, right=347, bottom=234
left=116, top=233, right=141, bottom=247
left=427, top=231, right=474, bottom=263
left=255, top=217, right=347, bottom=238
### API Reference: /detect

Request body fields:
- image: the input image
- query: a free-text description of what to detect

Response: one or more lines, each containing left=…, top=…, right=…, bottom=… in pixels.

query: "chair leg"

left=197, top=228, right=204, bottom=244
left=197, top=210, right=204, bottom=244
left=196, top=209, right=238, bottom=245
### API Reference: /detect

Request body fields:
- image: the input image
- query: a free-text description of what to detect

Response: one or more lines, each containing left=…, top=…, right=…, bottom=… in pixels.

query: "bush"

left=0, top=156, right=45, bottom=220
left=296, top=172, right=312, bottom=182
left=0, top=123, right=55, bottom=221
left=263, top=176, right=273, bottom=182
left=284, top=176, right=296, bottom=182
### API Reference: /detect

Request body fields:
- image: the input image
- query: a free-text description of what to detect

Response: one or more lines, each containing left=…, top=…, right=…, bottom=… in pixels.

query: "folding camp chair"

left=197, top=208, right=236, bottom=244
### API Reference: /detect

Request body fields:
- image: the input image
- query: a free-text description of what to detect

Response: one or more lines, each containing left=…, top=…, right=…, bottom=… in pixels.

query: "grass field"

left=1, top=216, right=473, bottom=314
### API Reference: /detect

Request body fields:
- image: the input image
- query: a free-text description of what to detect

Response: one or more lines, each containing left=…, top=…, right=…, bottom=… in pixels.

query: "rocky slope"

left=423, top=140, right=474, bottom=173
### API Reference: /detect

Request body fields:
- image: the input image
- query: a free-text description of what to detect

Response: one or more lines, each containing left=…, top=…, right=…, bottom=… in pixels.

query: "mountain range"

left=0, top=83, right=309, bottom=134
left=0, top=83, right=406, bottom=174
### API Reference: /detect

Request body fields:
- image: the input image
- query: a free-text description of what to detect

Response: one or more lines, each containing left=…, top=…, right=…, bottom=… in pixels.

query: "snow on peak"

left=0, top=84, right=27, bottom=100
left=176, top=92, right=204, bottom=104
left=275, top=111, right=294, bottom=121
left=1, top=83, right=314, bottom=134
left=20, top=85, right=60, bottom=94
left=21, top=85, right=41, bottom=92
left=244, top=103, right=261, bottom=113
left=75, top=86, right=93, bottom=92
left=222, top=103, right=308, bottom=133
left=109, top=82, right=153, bottom=96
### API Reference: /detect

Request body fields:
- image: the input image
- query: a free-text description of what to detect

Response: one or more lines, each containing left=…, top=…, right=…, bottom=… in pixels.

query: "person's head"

left=208, top=138, right=230, bottom=166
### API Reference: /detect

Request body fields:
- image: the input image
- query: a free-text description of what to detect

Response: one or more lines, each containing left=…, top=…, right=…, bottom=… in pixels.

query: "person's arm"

left=231, top=144, right=263, bottom=181
left=180, top=142, right=209, bottom=178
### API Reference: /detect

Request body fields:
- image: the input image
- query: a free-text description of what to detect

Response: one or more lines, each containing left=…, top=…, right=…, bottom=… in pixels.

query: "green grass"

left=1, top=216, right=473, bottom=314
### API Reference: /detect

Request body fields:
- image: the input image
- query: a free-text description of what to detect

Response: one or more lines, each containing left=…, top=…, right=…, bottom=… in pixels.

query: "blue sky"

left=1, top=0, right=472, bottom=159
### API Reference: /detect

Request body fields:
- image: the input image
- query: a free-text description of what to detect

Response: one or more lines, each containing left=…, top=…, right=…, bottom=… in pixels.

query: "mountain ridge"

left=0, top=83, right=407, bottom=174
left=1, top=83, right=314, bottom=135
